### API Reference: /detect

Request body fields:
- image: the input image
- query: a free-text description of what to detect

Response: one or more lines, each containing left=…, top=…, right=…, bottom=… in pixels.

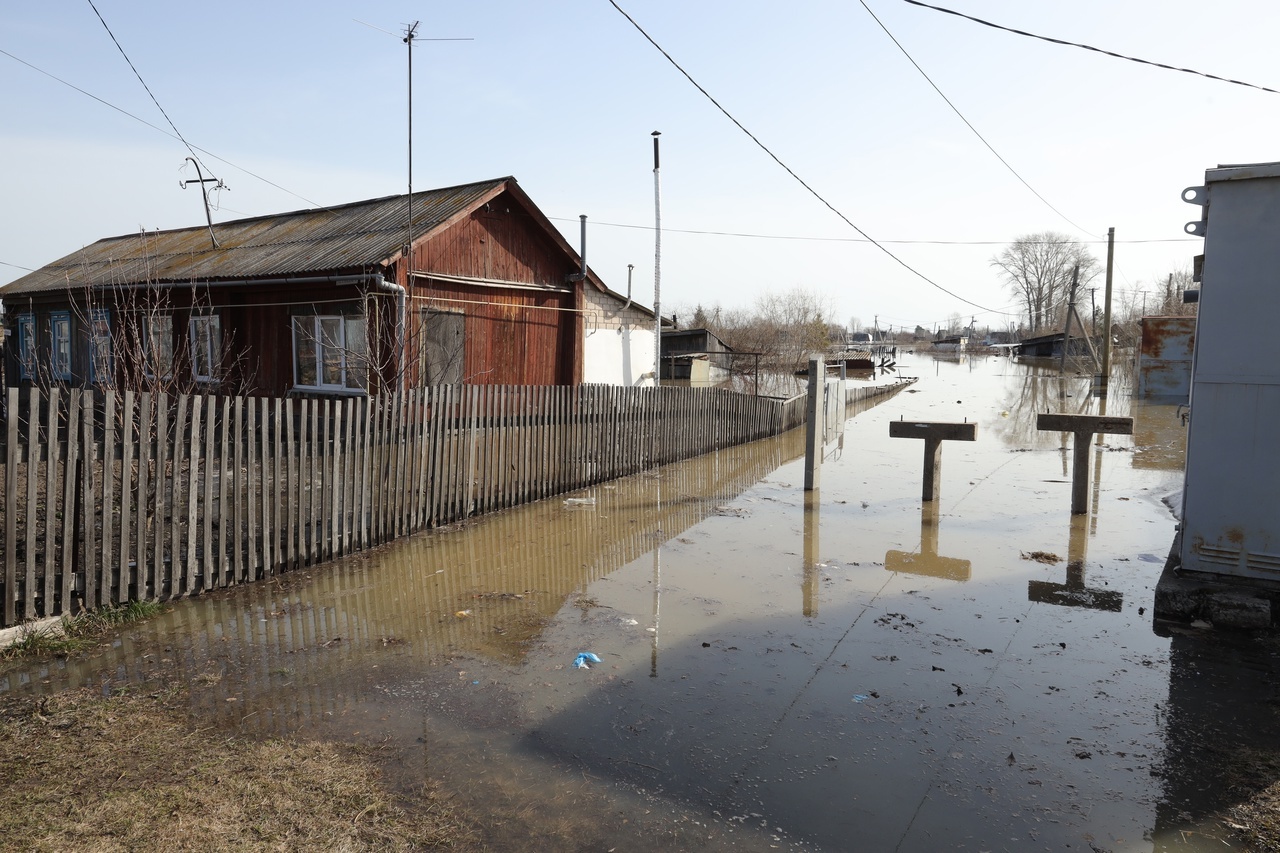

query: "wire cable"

left=606, top=0, right=1009, bottom=316
left=856, top=0, right=1095, bottom=237
left=901, top=0, right=1280, bottom=95
left=86, top=0, right=212, bottom=175
left=0, top=47, right=325, bottom=210
left=546, top=216, right=1194, bottom=246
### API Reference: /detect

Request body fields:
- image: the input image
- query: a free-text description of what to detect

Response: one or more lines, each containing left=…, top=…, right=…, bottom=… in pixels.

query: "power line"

left=85, top=0, right=211, bottom=175
left=0, top=47, right=325, bottom=209
left=547, top=216, right=1194, bottom=246
left=901, top=0, right=1280, bottom=95
left=606, top=0, right=1008, bottom=316
left=856, top=0, right=1095, bottom=237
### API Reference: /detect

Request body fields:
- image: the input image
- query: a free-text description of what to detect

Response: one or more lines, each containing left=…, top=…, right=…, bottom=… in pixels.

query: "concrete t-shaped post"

left=1035, top=413, right=1133, bottom=514
left=888, top=420, right=977, bottom=502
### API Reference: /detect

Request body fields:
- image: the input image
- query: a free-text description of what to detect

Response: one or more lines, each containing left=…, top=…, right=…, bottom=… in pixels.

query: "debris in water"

left=574, top=652, right=603, bottom=669
left=852, top=694, right=870, bottom=703
left=454, top=610, right=472, bottom=619
left=564, top=497, right=596, bottom=508
left=1021, top=551, right=1061, bottom=564
left=953, top=684, right=964, bottom=696
left=1007, top=752, right=1016, bottom=766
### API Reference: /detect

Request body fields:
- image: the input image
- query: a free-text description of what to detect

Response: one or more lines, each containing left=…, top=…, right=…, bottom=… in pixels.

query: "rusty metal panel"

left=1137, top=316, right=1195, bottom=398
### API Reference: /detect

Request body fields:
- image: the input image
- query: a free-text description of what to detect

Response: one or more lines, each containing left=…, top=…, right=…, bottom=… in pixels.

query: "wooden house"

left=1, top=177, right=637, bottom=397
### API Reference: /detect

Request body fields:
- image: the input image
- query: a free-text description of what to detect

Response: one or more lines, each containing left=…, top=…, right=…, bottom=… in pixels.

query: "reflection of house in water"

left=1130, top=400, right=1188, bottom=471
left=0, top=430, right=805, bottom=733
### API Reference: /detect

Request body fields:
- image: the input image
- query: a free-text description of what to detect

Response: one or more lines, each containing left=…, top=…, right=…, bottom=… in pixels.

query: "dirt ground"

left=0, top=670, right=480, bottom=852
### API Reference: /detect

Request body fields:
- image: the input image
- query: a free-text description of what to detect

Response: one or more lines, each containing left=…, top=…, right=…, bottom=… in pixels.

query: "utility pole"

left=1089, top=287, right=1097, bottom=335
left=1098, top=227, right=1116, bottom=396
left=179, top=157, right=225, bottom=250
left=1060, top=265, right=1079, bottom=376
left=652, top=131, right=662, bottom=387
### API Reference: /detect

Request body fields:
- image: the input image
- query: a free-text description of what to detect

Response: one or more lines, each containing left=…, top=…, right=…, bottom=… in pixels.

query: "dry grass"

left=1, top=601, right=165, bottom=661
left=0, top=687, right=478, bottom=852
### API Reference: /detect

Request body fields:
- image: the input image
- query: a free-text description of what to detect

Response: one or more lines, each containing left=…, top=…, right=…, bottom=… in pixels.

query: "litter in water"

left=574, top=652, right=603, bottom=669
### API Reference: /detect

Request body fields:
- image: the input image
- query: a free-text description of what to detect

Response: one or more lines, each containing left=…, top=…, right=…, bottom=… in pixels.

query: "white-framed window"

left=88, top=309, right=112, bottom=384
left=15, top=313, right=36, bottom=380
left=141, top=313, right=175, bottom=380
left=292, top=314, right=367, bottom=392
left=50, top=311, right=72, bottom=380
left=189, top=313, right=221, bottom=383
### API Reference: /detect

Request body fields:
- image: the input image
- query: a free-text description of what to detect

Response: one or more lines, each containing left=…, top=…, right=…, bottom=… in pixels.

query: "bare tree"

left=709, top=286, right=836, bottom=375
left=991, top=233, right=1100, bottom=334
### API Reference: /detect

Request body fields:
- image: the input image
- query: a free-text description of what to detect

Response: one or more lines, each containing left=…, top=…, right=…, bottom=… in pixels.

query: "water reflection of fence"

left=0, top=429, right=808, bottom=734
left=3, top=381, right=888, bottom=628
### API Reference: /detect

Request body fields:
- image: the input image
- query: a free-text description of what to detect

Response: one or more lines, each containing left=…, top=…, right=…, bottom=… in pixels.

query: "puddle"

left=6, top=353, right=1267, bottom=851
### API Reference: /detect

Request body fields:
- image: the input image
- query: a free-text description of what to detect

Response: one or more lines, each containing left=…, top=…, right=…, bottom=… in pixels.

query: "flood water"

left=7, top=353, right=1280, bottom=851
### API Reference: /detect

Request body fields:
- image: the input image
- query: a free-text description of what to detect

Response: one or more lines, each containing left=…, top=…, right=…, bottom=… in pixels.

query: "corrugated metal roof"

left=2, top=177, right=511, bottom=295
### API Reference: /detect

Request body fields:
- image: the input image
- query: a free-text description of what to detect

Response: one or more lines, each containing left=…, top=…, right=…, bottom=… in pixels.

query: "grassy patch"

left=0, top=687, right=477, bottom=851
left=1, top=600, right=165, bottom=661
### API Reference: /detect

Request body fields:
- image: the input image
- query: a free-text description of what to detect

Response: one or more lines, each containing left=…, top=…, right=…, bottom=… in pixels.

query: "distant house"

left=660, top=327, right=733, bottom=385
left=1015, top=331, right=1090, bottom=358
left=2, top=177, right=645, bottom=397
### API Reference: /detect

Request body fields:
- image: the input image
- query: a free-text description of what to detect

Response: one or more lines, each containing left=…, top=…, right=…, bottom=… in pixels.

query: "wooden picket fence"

left=0, top=382, right=837, bottom=628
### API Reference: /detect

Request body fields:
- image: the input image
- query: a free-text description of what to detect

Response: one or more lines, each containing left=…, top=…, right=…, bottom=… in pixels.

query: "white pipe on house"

left=652, top=131, right=662, bottom=387
left=373, top=273, right=406, bottom=394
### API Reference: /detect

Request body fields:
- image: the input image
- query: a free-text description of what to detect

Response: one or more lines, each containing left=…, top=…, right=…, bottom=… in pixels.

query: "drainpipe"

left=624, top=263, right=633, bottom=312
left=373, top=273, right=406, bottom=394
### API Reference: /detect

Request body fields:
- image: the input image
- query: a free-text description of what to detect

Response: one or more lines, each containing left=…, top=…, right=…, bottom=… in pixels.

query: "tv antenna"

left=356, top=19, right=473, bottom=266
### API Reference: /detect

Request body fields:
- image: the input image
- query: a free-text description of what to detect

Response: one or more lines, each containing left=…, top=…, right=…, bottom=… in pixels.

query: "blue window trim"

left=50, top=311, right=72, bottom=381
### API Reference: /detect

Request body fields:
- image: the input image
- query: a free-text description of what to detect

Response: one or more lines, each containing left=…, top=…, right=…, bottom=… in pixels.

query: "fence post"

left=804, top=354, right=824, bottom=491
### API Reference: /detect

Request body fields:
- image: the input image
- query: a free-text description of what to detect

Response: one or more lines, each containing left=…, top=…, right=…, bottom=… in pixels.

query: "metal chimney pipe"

left=579, top=214, right=587, bottom=281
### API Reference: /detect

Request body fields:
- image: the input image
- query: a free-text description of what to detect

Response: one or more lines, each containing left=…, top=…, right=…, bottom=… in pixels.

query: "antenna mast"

left=404, top=21, right=419, bottom=272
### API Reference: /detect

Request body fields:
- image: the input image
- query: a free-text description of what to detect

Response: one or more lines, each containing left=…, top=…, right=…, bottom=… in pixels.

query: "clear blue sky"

left=3, top=1, right=1277, bottom=333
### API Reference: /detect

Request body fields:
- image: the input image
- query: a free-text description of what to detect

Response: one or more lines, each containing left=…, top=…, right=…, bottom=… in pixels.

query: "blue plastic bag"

left=574, top=652, right=603, bottom=669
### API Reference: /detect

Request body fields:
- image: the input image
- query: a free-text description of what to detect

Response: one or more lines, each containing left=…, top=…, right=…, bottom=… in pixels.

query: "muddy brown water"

left=6, top=353, right=1279, bottom=851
